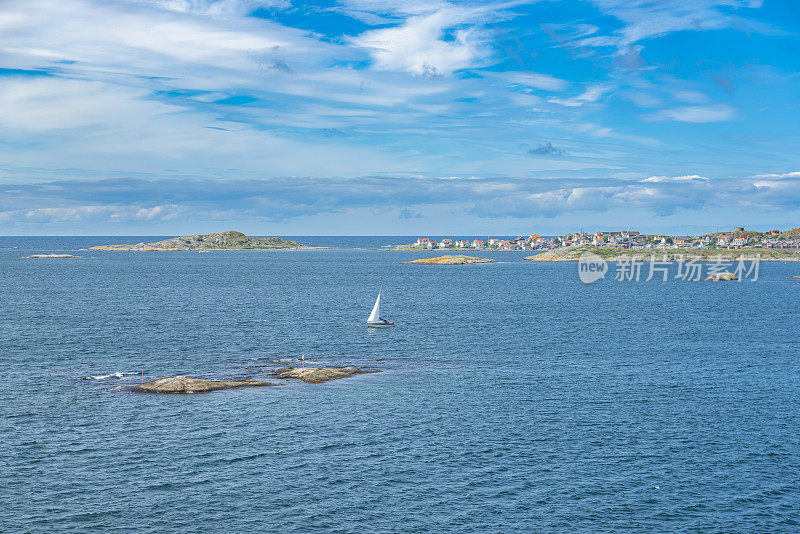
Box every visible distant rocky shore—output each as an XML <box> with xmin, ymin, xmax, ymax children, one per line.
<box><xmin>90</xmin><ymin>231</ymin><xmax>308</xmax><ymax>251</ymax></box>
<box><xmin>403</xmin><ymin>255</ymin><xmax>497</xmax><ymax>265</ymax></box>
<box><xmin>525</xmin><ymin>245</ymin><xmax>800</xmax><ymax>262</ymax></box>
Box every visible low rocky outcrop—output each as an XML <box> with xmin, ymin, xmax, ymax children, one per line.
<box><xmin>403</xmin><ymin>255</ymin><xmax>497</xmax><ymax>265</ymax></box>
<box><xmin>25</xmin><ymin>254</ymin><xmax>81</xmax><ymax>260</ymax></box>
<box><xmin>705</xmin><ymin>272</ymin><xmax>738</xmax><ymax>281</ymax></box>
<box><xmin>524</xmin><ymin>249</ymin><xmax>577</xmax><ymax>261</ymax></box>
<box><xmin>91</xmin><ymin>231</ymin><xmax>304</xmax><ymax>251</ymax></box>
<box><xmin>273</xmin><ymin>366</ymin><xmax>379</xmax><ymax>383</ymax></box>
<box><xmin>130</xmin><ymin>376</ymin><xmax>278</xmax><ymax>393</ymax></box>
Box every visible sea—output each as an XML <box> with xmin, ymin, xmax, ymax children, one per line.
<box><xmin>1</xmin><ymin>236</ymin><xmax>798</xmax><ymax>532</ymax></box>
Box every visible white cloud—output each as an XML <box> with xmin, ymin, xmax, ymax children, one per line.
<box><xmin>351</xmin><ymin>9</ymin><xmax>490</xmax><ymax>76</ymax></box>
<box><xmin>581</xmin><ymin>0</ymin><xmax>774</xmax><ymax>51</ymax></box>
<box><xmin>753</xmin><ymin>171</ymin><xmax>800</xmax><ymax>179</ymax></box>
<box><xmin>549</xmin><ymin>85</ymin><xmax>611</xmax><ymax>107</ymax></box>
<box><xmin>507</xmin><ymin>72</ymin><xmax>570</xmax><ymax>92</ymax></box>
<box><xmin>622</xmin><ymin>91</ymin><xmax>662</xmax><ymax>108</ymax></box>
<box><xmin>0</xmin><ymin>0</ymin><xmax>782</xmax><ymax>205</ymax></box>
<box><xmin>135</xmin><ymin>204</ymin><xmax>184</xmax><ymax>220</ymax></box>
<box><xmin>137</xmin><ymin>0</ymin><xmax>289</xmax><ymax>16</ymax></box>
<box><xmin>0</xmin><ymin>0</ymin><xmax>300</xmax><ymax>74</ymax></box>
<box><xmin>337</xmin><ymin>0</ymin><xmax>451</xmax><ymax>17</ymax></box>
<box><xmin>4</xmin><ymin>171</ymin><xmax>800</xmax><ymax>230</ymax></box>
<box><xmin>0</xmin><ymin>76</ymin><xmax>419</xmax><ymax>177</ymax></box>
<box><xmin>674</xmin><ymin>90</ymin><xmax>709</xmax><ymax>104</ymax></box>
<box><xmin>641</xmin><ymin>174</ymin><xmax>709</xmax><ymax>183</ymax></box>
<box><xmin>0</xmin><ymin>77</ymin><xmax>182</xmax><ymax>132</ymax></box>
<box><xmin>751</xmin><ymin>172</ymin><xmax>800</xmax><ymax>190</ymax></box>
<box><xmin>1</xmin><ymin>203</ymin><xmax>185</xmax><ymax>223</ymax></box>
<box><xmin>644</xmin><ymin>104</ymin><xmax>736</xmax><ymax>123</ymax></box>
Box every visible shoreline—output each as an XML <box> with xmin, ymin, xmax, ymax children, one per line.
<box><xmin>380</xmin><ymin>246</ymin><xmax>544</xmax><ymax>252</ymax></box>
<box><xmin>524</xmin><ymin>246</ymin><xmax>800</xmax><ymax>262</ymax></box>
<box><xmin>88</xmin><ymin>245</ymin><xmax>330</xmax><ymax>251</ymax></box>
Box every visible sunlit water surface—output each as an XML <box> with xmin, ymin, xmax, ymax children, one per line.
<box><xmin>1</xmin><ymin>237</ymin><xmax>798</xmax><ymax>532</ymax></box>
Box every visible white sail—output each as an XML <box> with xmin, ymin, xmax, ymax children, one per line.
<box><xmin>367</xmin><ymin>291</ymin><xmax>381</xmax><ymax>323</ymax></box>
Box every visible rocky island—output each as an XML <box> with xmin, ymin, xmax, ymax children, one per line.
<box><xmin>130</xmin><ymin>376</ymin><xmax>278</xmax><ymax>393</ymax></box>
<box><xmin>90</xmin><ymin>231</ymin><xmax>305</xmax><ymax>251</ymax></box>
<box><xmin>273</xmin><ymin>366</ymin><xmax>378</xmax><ymax>383</ymax></box>
<box><xmin>403</xmin><ymin>255</ymin><xmax>497</xmax><ymax>265</ymax></box>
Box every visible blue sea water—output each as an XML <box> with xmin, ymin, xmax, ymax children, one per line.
<box><xmin>1</xmin><ymin>236</ymin><xmax>799</xmax><ymax>533</ymax></box>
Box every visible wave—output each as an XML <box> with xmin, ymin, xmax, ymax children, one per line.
<box><xmin>84</xmin><ymin>371</ymin><xmax>139</xmax><ymax>380</ymax></box>
<box><xmin>270</xmin><ymin>357</ymin><xmax>321</xmax><ymax>364</ymax></box>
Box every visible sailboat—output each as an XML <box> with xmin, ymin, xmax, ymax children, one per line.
<box><xmin>366</xmin><ymin>289</ymin><xmax>394</xmax><ymax>327</ymax></box>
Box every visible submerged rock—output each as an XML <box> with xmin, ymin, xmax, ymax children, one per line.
<box><xmin>273</xmin><ymin>366</ymin><xmax>379</xmax><ymax>384</ymax></box>
<box><xmin>26</xmin><ymin>254</ymin><xmax>81</xmax><ymax>258</ymax></box>
<box><xmin>130</xmin><ymin>376</ymin><xmax>278</xmax><ymax>393</ymax></box>
<box><xmin>403</xmin><ymin>255</ymin><xmax>497</xmax><ymax>265</ymax></box>
<box><xmin>705</xmin><ymin>272</ymin><xmax>738</xmax><ymax>281</ymax></box>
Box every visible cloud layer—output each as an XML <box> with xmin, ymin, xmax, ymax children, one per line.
<box><xmin>0</xmin><ymin>0</ymin><xmax>798</xmax><ymax>231</ymax></box>
<box><xmin>3</xmin><ymin>172</ymin><xmax>799</xmax><ymax>229</ymax></box>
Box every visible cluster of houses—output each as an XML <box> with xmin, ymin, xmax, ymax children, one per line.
<box><xmin>409</xmin><ymin>228</ymin><xmax>800</xmax><ymax>251</ymax></box>
<box><xmin>413</xmin><ymin>236</ymin><xmax>546</xmax><ymax>251</ymax></box>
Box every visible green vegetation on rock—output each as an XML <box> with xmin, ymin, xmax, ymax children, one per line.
<box><xmin>91</xmin><ymin>231</ymin><xmax>303</xmax><ymax>251</ymax></box>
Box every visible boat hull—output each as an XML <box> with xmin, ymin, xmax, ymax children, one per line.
<box><xmin>366</xmin><ymin>321</ymin><xmax>394</xmax><ymax>327</ymax></box>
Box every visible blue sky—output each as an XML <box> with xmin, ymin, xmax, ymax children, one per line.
<box><xmin>1</xmin><ymin>0</ymin><xmax>799</xmax><ymax>235</ymax></box>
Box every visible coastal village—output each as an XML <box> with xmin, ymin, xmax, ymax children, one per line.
<box><xmin>402</xmin><ymin>227</ymin><xmax>800</xmax><ymax>251</ymax></box>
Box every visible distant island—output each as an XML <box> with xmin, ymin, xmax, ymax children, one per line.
<box><xmin>403</xmin><ymin>255</ymin><xmax>497</xmax><ymax>265</ymax></box>
<box><xmin>392</xmin><ymin>226</ymin><xmax>800</xmax><ymax>258</ymax></box>
<box><xmin>90</xmin><ymin>231</ymin><xmax>306</xmax><ymax>251</ymax></box>
<box><xmin>525</xmin><ymin>245</ymin><xmax>800</xmax><ymax>262</ymax></box>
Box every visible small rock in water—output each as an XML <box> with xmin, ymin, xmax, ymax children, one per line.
<box><xmin>272</xmin><ymin>366</ymin><xmax>379</xmax><ymax>384</ymax></box>
<box><xmin>705</xmin><ymin>272</ymin><xmax>738</xmax><ymax>281</ymax></box>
